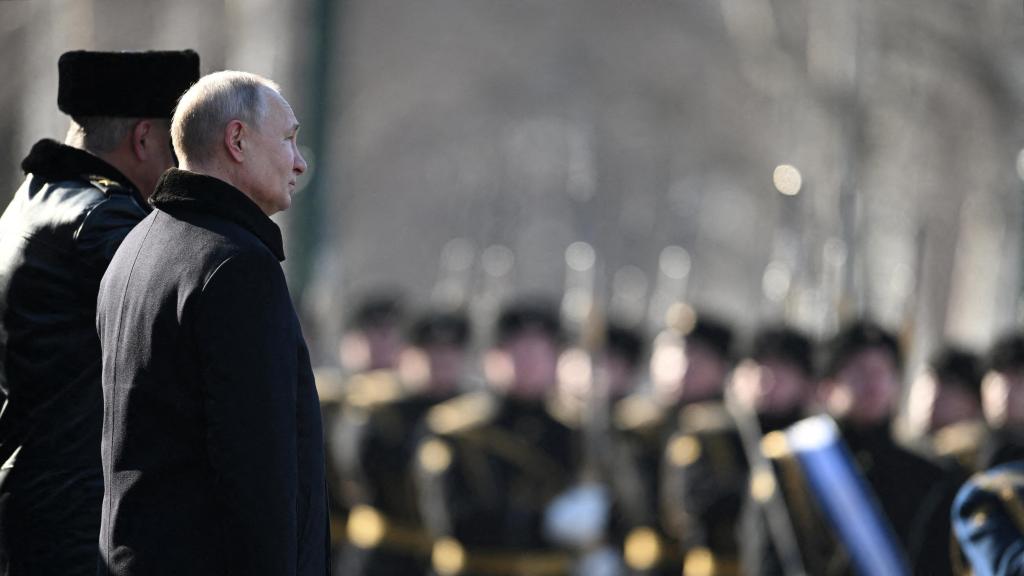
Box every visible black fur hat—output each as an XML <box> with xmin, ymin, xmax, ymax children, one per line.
<box><xmin>409</xmin><ymin>311</ymin><xmax>471</xmax><ymax>347</ymax></box>
<box><xmin>928</xmin><ymin>346</ymin><xmax>982</xmax><ymax>400</ymax></box>
<box><xmin>988</xmin><ymin>333</ymin><xmax>1024</xmax><ymax>374</ymax></box>
<box><xmin>750</xmin><ymin>326</ymin><xmax>814</xmax><ymax>377</ymax></box>
<box><xmin>348</xmin><ymin>293</ymin><xmax>406</xmax><ymax>331</ymax></box>
<box><xmin>58</xmin><ymin>50</ymin><xmax>200</xmax><ymax>118</ymax></box>
<box><xmin>494</xmin><ymin>300</ymin><xmax>564</xmax><ymax>345</ymax></box>
<box><xmin>821</xmin><ymin>320</ymin><xmax>901</xmax><ymax>379</ymax></box>
<box><xmin>684</xmin><ymin>315</ymin><xmax>734</xmax><ymax>361</ymax></box>
<box><xmin>604</xmin><ymin>322</ymin><xmax>645</xmax><ymax>367</ymax></box>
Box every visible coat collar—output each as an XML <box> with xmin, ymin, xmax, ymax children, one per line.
<box><xmin>150</xmin><ymin>168</ymin><xmax>285</xmax><ymax>262</ymax></box>
<box><xmin>21</xmin><ymin>139</ymin><xmax>141</xmax><ymax>198</ymax></box>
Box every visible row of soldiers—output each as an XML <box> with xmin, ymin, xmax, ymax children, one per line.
<box><xmin>317</xmin><ymin>294</ymin><xmax>1024</xmax><ymax>576</ymax></box>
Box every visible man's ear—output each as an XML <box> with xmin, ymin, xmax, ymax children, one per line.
<box><xmin>224</xmin><ymin>120</ymin><xmax>246</xmax><ymax>163</ymax></box>
<box><xmin>131</xmin><ymin>120</ymin><xmax>153</xmax><ymax>161</ymax></box>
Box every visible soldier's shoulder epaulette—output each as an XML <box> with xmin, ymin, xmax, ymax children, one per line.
<box><xmin>678</xmin><ymin>400</ymin><xmax>736</xmax><ymax>435</ymax></box>
<box><xmin>932</xmin><ymin>420</ymin><xmax>988</xmax><ymax>466</ymax></box>
<box><xmin>545</xmin><ymin>395</ymin><xmax>584</xmax><ymax>430</ymax></box>
<box><xmin>86</xmin><ymin>175</ymin><xmax>131</xmax><ymax>196</ymax></box>
<box><xmin>313</xmin><ymin>366</ymin><xmax>347</xmax><ymax>404</ymax></box>
<box><xmin>613</xmin><ymin>394</ymin><xmax>667</xmax><ymax>432</ymax></box>
<box><xmin>343</xmin><ymin>370</ymin><xmax>405</xmax><ymax>410</ymax></box>
<box><xmin>426</xmin><ymin>390</ymin><xmax>499</xmax><ymax>436</ymax></box>
<box><xmin>665</xmin><ymin>431</ymin><xmax>704</xmax><ymax>468</ymax></box>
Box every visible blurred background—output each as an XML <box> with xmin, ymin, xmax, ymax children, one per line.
<box><xmin>3</xmin><ymin>0</ymin><xmax>1024</xmax><ymax>374</ymax></box>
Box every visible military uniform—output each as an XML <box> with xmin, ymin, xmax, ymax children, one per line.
<box><xmin>952</xmin><ymin>461</ymin><xmax>1024</xmax><ymax>576</ymax></box>
<box><xmin>605</xmin><ymin>393</ymin><xmax>678</xmax><ymax>576</ymax></box>
<box><xmin>321</xmin><ymin>295</ymin><xmax>409</xmax><ymax>555</ymax></box>
<box><xmin>0</xmin><ymin>51</ymin><xmax>198</xmax><ymax>576</ymax></box>
<box><xmin>415</xmin><ymin>392</ymin><xmax>580</xmax><ymax>576</ymax></box>
<box><xmin>334</xmin><ymin>371</ymin><xmax>447</xmax><ymax>575</ymax></box>
<box><xmin>660</xmin><ymin>402</ymin><xmax>748</xmax><ymax>576</ymax></box>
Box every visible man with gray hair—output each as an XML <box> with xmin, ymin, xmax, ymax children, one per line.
<box><xmin>96</xmin><ymin>70</ymin><xmax>326</xmax><ymax>575</ymax></box>
<box><xmin>0</xmin><ymin>50</ymin><xmax>198</xmax><ymax>576</ymax></box>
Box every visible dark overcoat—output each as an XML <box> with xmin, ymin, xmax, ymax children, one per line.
<box><xmin>96</xmin><ymin>169</ymin><xmax>328</xmax><ymax>576</ymax></box>
<box><xmin>0</xmin><ymin>139</ymin><xmax>149</xmax><ymax>576</ymax></box>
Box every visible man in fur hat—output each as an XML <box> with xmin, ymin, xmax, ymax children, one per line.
<box><xmin>0</xmin><ymin>50</ymin><xmax>199</xmax><ymax>576</ymax></box>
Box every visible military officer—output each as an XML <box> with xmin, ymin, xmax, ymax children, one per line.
<box><xmin>0</xmin><ymin>50</ymin><xmax>199</xmax><ymax>576</ymax></box>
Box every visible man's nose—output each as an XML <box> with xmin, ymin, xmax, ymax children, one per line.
<box><xmin>294</xmin><ymin>148</ymin><xmax>308</xmax><ymax>175</ymax></box>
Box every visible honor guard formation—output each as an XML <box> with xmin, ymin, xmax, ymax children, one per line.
<box><xmin>310</xmin><ymin>290</ymin><xmax>1024</xmax><ymax>576</ymax></box>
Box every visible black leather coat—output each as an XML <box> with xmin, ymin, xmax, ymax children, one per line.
<box><xmin>0</xmin><ymin>139</ymin><xmax>149</xmax><ymax>576</ymax></box>
<box><xmin>96</xmin><ymin>169</ymin><xmax>329</xmax><ymax>576</ymax></box>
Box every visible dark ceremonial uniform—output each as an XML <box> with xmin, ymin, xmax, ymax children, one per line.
<box><xmin>952</xmin><ymin>461</ymin><xmax>1024</xmax><ymax>576</ymax></box>
<box><xmin>0</xmin><ymin>141</ymin><xmax>150</xmax><ymax>576</ymax></box>
<box><xmin>322</xmin><ymin>295</ymin><xmax>408</xmax><ymax>553</ymax></box>
<box><xmin>733</xmin><ymin>410</ymin><xmax>808</xmax><ymax>576</ymax></box>
<box><xmin>605</xmin><ymin>394</ymin><xmax>682</xmax><ymax>576</ymax></box>
<box><xmin>415</xmin><ymin>392</ymin><xmax>579</xmax><ymax>576</ymax></box>
<box><xmin>0</xmin><ymin>50</ymin><xmax>198</xmax><ymax>576</ymax></box>
<box><xmin>335</xmin><ymin>371</ymin><xmax>446</xmax><ymax>575</ymax></box>
<box><xmin>742</xmin><ymin>423</ymin><xmax>959</xmax><ymax>576</ymax></box>
<box><xmin>660</xmin><ymin>402</ymin><xmax>747</xmax><ymax>576</ymax></box>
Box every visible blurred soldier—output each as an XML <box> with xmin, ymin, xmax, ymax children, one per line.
<box><xmin>321</xmin><ymin>293</ymin><xmax>408</xmax><ymax>549</ymax></box>
<box><xmin>747</xmin><ymin>321</ymin><xmax>957</xmax><ymax>575</ymax></box>
<box><xmin>415</xmin><ymin>300</ymin><xmax>580</xmax><ymax>576</ymax></box>
<box><xmin>905</xmin><ymin>346</ymin><xmax>986</xmax><ymax>469</ymax></box>
<box><xmin>723</xmin><ymin>327</ymin><xmax>815</xmax><ymax>576</ymax></box>
<box><xmin>336</xmin><ymin>310</ymin><xmax>471</xmax><ymax>576</ymax></box>
<box><xmin>341</xmin><ymin>294</ymin><xmax>408</xmax><ymax>375</ymax></box>
<box><xmin>979</xmin><ymin>333</ymin><xmax>1024</xmax><ymax>469</ymax></box>
<box><xmin>0</xmin><ymin>50</ymin><xmax>198</xmax><ymax>576</ymax></box>
<box><xmin>951</xmin><ymin>460</ymin><xmax>1024</xmax><ymax>576</ymax></box>
<box><xmin>611</xmin><ymin>310</ymin><xmax>734</xmax><ymax>575</ymax></box>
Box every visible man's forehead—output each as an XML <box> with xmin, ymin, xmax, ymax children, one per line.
<box><xmin>263</xmin><ymin>89</ymin><xmax>297</xmax><ymax>120</ymax></box>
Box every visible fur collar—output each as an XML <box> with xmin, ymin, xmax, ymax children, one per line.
<box><xmin>150</xmin><ymin>169</ymin><xmax>285</xmax><ymax>262</ymax></box>
<box><xmin>21</xmin><ymin>139</ymin><xmax>137</xmax><ymax>192</ymax></box>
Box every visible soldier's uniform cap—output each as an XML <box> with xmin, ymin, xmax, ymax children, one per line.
<box><xmin>58</xmin><ymin>50</ymin><xmax>200</xmax><ymax>118</ymax></box>
<box><xmin>821</xmin><ymin>320</ymin><xmax>901</xmax><ymax>379</ymax></box>
<box><xmin>410</xmin><ymin>311</ymin><xmax>471</xmax><ymax>347</ymax></box>
<box><xmin>750</xmin><ymin>326</ymin><xmax>814</xmax><ymax>377</ymax></box>
<box><xmin>684</xmin><ymin>314</ymin><xmax>733</xmax><ymax>361</ymax></box>
<box><xmin>928</xmin><ymin>346</ymin><xmax>982</xmax><ymax>400</ymax></box>
<box><xmin>348</xmin><ymin>293</ymin><xmax>406</xmax><ymax>330</ymax></box>
<box><xmin>988</xmin><ymin>333</ymin><xmax>1024</xmax><ymax>374</ymax></box>
<box><xmin>605</xmin><ymin>322</ymin><xmax>645</xmax><ymax>367</ymax></box>
<box><xmin>494</xmin><ymin>300</ymin><xmax>565</xmax><ymax>345</ymax></box>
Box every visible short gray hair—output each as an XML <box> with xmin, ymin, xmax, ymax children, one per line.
<box><xmin>65</xmin><ymin>116</ymin><xmax>140</xmax><ymax>153</ymax></box>
<box><xmin>171</xmin><ymin>71</ymin><xmax>281</xmax><ymax>166</ymax></box>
